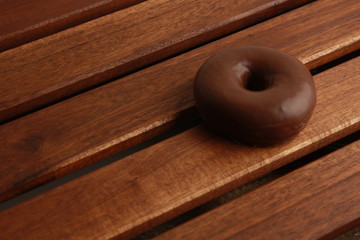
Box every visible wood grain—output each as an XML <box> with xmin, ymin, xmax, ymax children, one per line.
<box><xmin>0</xmin><ymin>0</ymin><xmax>359</xmax><ymax>203</ymax></box>
<box><xmin>0</xmin><ymin>0</ymin><xmax>145</xmax><ymax>52</ymax></box>
<box><xmin>0</xmin><ymin>0</ymin><xmax>314</xmax><ymax>122</ymax></box>
<box><xmin>0</xmin><ymin>56</ymin><xmax>359</xmax><ymax>240</ymax></box>
<box><xmin>155</xmin><ymin>140</ymin><xmax>360</xmax><ymax>240</ymax></box>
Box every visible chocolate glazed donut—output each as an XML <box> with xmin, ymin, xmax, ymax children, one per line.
<box><xmin>194</xmin><ymin>46</ymin><xmax>316</xmax><ymax>146</ymax></box>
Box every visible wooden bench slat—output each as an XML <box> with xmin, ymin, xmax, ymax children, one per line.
<box><xmin>0</xmin><ymin>0</ymin><xmax>358</xmax><ymax>203</ymax></box>
<box><xmin>0</xmin><ymin>0</ymin><xmax>145</xmax><ymax>52</ymax></box>
<box><xmin>155</xmin><ymin>140</ymin><xmax>360</xmax><ymax>240</ymax></box>
<box><xmin>0</xmin><ymin>0</ymin><xmax>313</xmax><ymax>122</ymax></box>
<box><xmin>0</xmin><ymin>56</ymin><xmax>359</xmax><ymax>240</ymax></box>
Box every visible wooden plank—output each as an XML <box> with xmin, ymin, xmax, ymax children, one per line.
<box><xmin>0</xmin><ymin>0</ymin><xmax>314</xmax><ymax>122</ymax></box>
<box><xmin>0</xmin><ymin>56</ymin><xmax>359</xmax><ymax>240</ymax></box>
<box><xmin>0</xmin><ymin>0</ymin><xmax>145</xmax><ymax>52</ymax></box>
<box><xmin>0</xmin><ymin>0</ymin><xmax>359</xmax><ymax>203</ymax></box>
<box><xmin>155</xmin><ymin>140</ymin><xmax>360</xmax><ymax>240</ymax></box>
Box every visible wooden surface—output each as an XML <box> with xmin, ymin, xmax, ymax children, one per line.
<box><xmin>0</xmin><ymin>56</ymin><xmax>358</xmax><ymax>240</ymax></box>
<box><xmin>0</xmin><ymin>0</ymin><xmax>145</xmax><ymax>52</ymax></box>
<box><xmin>155</xmin><ymin>140</ymin><xmax>360</xmax><ymax>240</ymax></box>
<box><xmin>0</xmin><ymin>0</ymin><xmax>314</xmax><ymax>122</ymax></box>
<box><xmin>0</xmin><ymin>0</ymin><xmax>358</xmax><ymax>203</ymax></box>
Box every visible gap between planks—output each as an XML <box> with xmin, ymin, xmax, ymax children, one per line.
<box><xmin>0</xmin><ymin>55</ymin><xmax>359</xmax><ymax>240</ymax></box>
<box><xmin>0</xmin><ymin>119</ymin><xmax>199</xmax><ymax>211</ymax></box>
<box><xmin>0</xmin><ymin>0</ymin><xmax>359</xmax><ymax>203</ymax></box>
<box><xmin>133</xmin><ymin>131</ymin><xmax>359</xmax><ymax>239</ymax></box>
<box><xmin>154</xmin><ymin>139</ymin><xmax>360</xmax><ymax>240</ymax></box>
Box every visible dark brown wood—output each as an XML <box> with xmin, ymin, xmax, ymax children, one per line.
<box><xmin>0</xmin><ymin>0</ymin><xmax>145</xmax><ymax>52</ymax></box>
<box><xmin>155</xmin><ymin>140</ymin><xmax>360</xmax><ymax>240</ymax></box>
<box><xmin>0</xmin><ymin>0</ymin><xmax>315</xmax><ymax>122</ymax></box>
<box><xmin>0</xmin><ymin>56</ymin><xmax>358</xmax><ymax>240</ymax></box>
<box><xmin>0</xmin><ymin>0</ymin><xmax>358</xmax><ymax>203</ymax></box>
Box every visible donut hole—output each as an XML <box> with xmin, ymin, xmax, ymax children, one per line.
<box><xmin>242</xmin><ymin>72</ymin><xmax>272</xmax><ymax>91</ymax></box>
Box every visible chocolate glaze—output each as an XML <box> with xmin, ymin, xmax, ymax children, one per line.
<box><xmin>194</xmin><ymin>46</ymin><xmax>316</xmax><ymax>146</ymax></box>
